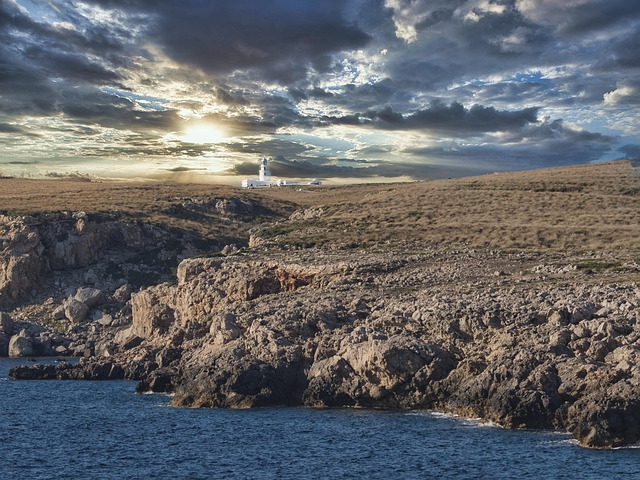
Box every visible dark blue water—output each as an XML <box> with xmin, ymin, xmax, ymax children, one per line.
<box><xmin>1</xmin><ymin>358</ymin><xmax>639</xmax><ymax>480</ymax></box>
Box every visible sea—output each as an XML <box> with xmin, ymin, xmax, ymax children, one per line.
<box><xmin>1</xmin><ymin>358</ymin><xmax>638</xmax><ymax>480</ymax></box>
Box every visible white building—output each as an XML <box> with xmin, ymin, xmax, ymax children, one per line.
<box><xmin>241</xmin><ymin>157</ymin><xmax>272</xmax><ymax>188</ymax></box>
<box><xmin>241</xmin><ymin>157</ymin><xmax>322</xmax><ymax>188</ymax></box>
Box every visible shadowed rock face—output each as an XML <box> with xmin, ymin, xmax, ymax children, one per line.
<box><xmin>12</xmin><ymin>248</ymin><xmax>638</xmax><ymax>448</ymax></box>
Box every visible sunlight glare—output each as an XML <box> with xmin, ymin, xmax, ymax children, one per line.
<box><xmin>181</xmin><ymin>123</ymin><xmax>226</xmax><ymax>144</ymax></box>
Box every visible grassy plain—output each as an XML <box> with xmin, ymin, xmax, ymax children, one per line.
<box><xmin>1</xmin><ymin>160</ymin><xmax>639</xmax><ymax>253</ymax></box>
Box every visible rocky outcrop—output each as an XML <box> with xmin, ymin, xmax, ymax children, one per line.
<box><xmin>0</xmin><ymin>218</ymin><xmax>46</xmax><ymax>304</ymax></box>
<box><xmin>0</xmin><ymin>312</ymin><xmax>13</xmax><ymax>335</ymax></box>
<box><xmin>9</xmin><ymin>360</ymin><xmax>126</xmax><ymax>380</ymax></box>
<box><xmin>0</xmin><ymin>211</ymin><xmax>203</xmax><ymax>308</ymax></box>
<box><xmin>8</xmin><ymin>248</ymin><xmax>640</xmax><ymax>448</ymax></box>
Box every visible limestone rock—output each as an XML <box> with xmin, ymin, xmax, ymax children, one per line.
<box><xmin>0</xmin><ymin>222</ymin><xmax>46</xmax><ymax>306</ymax></box>
<box><xmin>8</xmin><ymin>247</ymin><xmax>640</xmax><ymax>449</ymax></box>
<box><xmin>52</xmin><ymin>305</ymin><xmax>66</xmax><ymax>320</ymax></box>
<box><xmin>65</xmin><ymin>299</ymin><xmax>89</xmax><ymax>323</ymax></box>
<box><xmin>289</xmin><ymin>207</ymin><xmax>324</xmax><ymax>221</ymax></box>
<box><xmin>210</xmin><ymin>312</ymin><xmax>242</xmax><ymax>345</ymax></box>
<box><xmin>221</xmin><ymin>244</ymin><xmax>239</xmax><ymax>256</ymax></box>
<box><xmin>135</xmin><ymin>368</ymin><xmax>177</xmax><ymax>394</ymax></box>
<box><xmin>8</xmin><ymin>332</ymin><xmax>34</xmax><ymax>357</ymax></box>
<box><xmin>214</xmin><ymin>198</ymin><xmax>253</xmax><ymax>215</ymax></box>
<box><xmin>74</xmin><ymin>287</ymin><xmax>103</xmax><ymax>308</ymax></box>
<box><xmin>94</xmin><ymin>311</ymin><xmax>113</xmax><ymax>327</ymax></box>
<box><xmin>131</xmin><ymin>286</ymin><xmax>176</xmax><ymax>338</ymax></box>
<box><xmin>113</xmin><ymin>283</ymin><xmax>132</xmax><ymax>304</ymax></box>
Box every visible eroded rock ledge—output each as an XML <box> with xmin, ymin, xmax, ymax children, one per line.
<box><xmin>9</xmin><ymin>248</ymin><xmax>640</xmax><ymax>449</ymax></box>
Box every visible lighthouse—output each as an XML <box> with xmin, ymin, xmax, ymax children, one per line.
<box><xmin>241</xmin><ymin>156</ymin><xmax>322</xmax><ymax>188</ymax></box>
<box><xmin>258</xmin><ymin>156</ymin><xmax>272</xmax><ymax>182</ymax></box>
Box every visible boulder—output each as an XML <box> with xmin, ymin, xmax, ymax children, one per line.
<box><xmin>52</xmin><ymin>305</ymin><xmax>66</xmax><ymax>320</ymax></box>
<box><xmin>113</xmin><ymin>283</ymin><xmax>132</xmax><ymax>304</ymax></box>
<box><xmin>8</xmin><ymin>332</ymin><xmax>34</xmax><ymax>357</ymax></box>
<box><xmin>135</xmin><ymin>368</ymin><xmax>177</xmax><ymax>394</ymax></box>
<box><xmin>32</xmin><ymin>335</ymin><xmax>54</xmax><ymax>356</ymax></box>
<box><xmin>65</xmin><ymin>299</ymin><xmax>89</xmax><ymax>323</ymax></box>
<box><xmin>74</xmin><ymin>287</ymin><xmax>103</xmax><ymax>308</ymax></box>
<box><xmin>93</xmin><ymin>311</ymin><xmax>113</xmax><ymax>327</ymax></box>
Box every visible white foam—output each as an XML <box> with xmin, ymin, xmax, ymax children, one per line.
<box><xmin>407</xmin><ymin>409</ymin><xmax>503</xmax><ymax>428</ymax></box>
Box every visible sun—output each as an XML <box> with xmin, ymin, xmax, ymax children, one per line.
<box><xmin>181</xmin><ymin>123</ymin><xmax>226</xmax><ymax>144</ymax></box>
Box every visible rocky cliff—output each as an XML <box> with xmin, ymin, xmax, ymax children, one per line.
<box><xmin>3</xmin><ymin>162</ymin><xmax>640</xmax><ymax>449</ymax></box>
<box><xmin>12</xmin><ymin>247</ymin><xmax>639</xmax><ymax>448</ymax></box>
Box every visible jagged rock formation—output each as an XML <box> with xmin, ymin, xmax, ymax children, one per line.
<box><xmin>0</xmin><ymin>216</ymin><xmax>46</xmax><ymax>304</ymax></box>
<box><xmin>3</xmin><ymin>162</ymin><xmax>640</xmax><ymax>449</ymax></box>
<box><xmin>12</xmin><ymin>249</ymin><xmax>639</xmax><ymax>448</ymax></box>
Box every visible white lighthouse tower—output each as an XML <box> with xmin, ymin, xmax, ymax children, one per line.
<box><xmin>258</xmin><ymin>156</ymin><xmax>272</xmax><ymax>182</ymax></box>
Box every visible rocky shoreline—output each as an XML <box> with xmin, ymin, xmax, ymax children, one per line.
<box><xmin>2</xmin><ymin>163</ymin><xmax>639</xmax><ymax>449</ymax></box>
<box><xmin>5</xmin><ymin>243</ymin><xmax>640</xmax><ymax>449</ymax></box>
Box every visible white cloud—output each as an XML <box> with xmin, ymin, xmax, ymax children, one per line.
<box><xmin>603</xmin><ymin>84</ymin><xmax>640</xmax><ymax>106</ymax></box>
<box><xmin>492</xmin><ymin>26</ymin><xmax>532</xmax><ymax>52</ymax></box>
<box><xmin>383</xmin><ymin>0</ymin><xmax>432</xmax><ymax>43</ymax></box>
<box><xmin>455</xmin><ymin>0</ymin><xmax>507</xmax><ymax>23</ymax></box>
<box><xmin>515</xmin><ymin>0</ymin><xmax>594</xmax><ymax>24</ymax></box>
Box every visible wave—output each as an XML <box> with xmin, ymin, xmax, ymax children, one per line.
<box><xmin>406</xmin><ymin>409</ymin><xmax>504</xmax><ymax>428</ymax></box>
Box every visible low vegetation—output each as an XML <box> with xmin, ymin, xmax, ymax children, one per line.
<box><xmin>1</xmin><ymin>160</ymin><xmax>639</xmax><ymax>254</ymax></box>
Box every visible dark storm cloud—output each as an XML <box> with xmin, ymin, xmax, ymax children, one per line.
<box><xmin>230</xmin><ymin>155</ymin><xmax>481</xmax><ymax>180</ymax></box>
<box><xmin>619</xmin><ymin>145</ymin><xmax>640</xmax><ymax>161</ymax></box>
<box><xmin>0</xmin><ymin>1</ymin><xmax>140</xmax><ymax>120</ymax></box>
<box><xmin>0</xmin><ymin>1</ymin><xmax>132</xmax><ymax>82</ymax></box>
<box><xmin>368</xmin><ymin>1</ymin><xmax>639</xmax><ymax>113</ymax></box>
<box><xmin>520</xmin><ymin>0</ymin><xmax>640</xmax><ymax>36</ymax></box>
<box><xmin>60</xmin><ymin>88</ymin><xmax>180</xmax><ymax>132</ymax></box>
<box><xmin>326</xmin><ymin>101</ymin><xmax>539</xmax><ymax>133</ymax></box>
<box><xmin>597</xmin><ymin>29</ymin><xmax>640</xmax><ymax>70</ymax></box>
<box><xmin>405</xmin><ymin>119</ymin><xmax>614</xmax><ymax>168</ymax></box>
<box><xmin>0</xmin><ymin>0</ymin><xmax>181</xmax><ymax>132</ymax></box>
<box><xmin>0</xmin><ymin>122</ymin><xmax>38</xmax><ymax>136</ymax></box>
<box><xmin>167</xmin><ymin>166</ymin><xmax>207</xmax><ymax>172</ymax></box>
<box><xmin>227</xmin><ymin>138</ymin><xmax>313</xmax><ymax>159</ymax></box>
<box><xmin>84</xmin><ymin>0</ymin><xmax>370</xmax><ymax>81</ymax></box>
<box><xmin>1</xmin><ymin>0</ymin><xmax>638</xmax><ymax>180</ymax></box>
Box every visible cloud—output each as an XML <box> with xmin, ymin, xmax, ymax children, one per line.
<box><xmin>325</xmin><ymin>101</ymin><xmax>540</xmax><ymax>133</ymax></box>
<box><xmin>230</xmin><ymin>154</ymin><xmax>479</xmax><ymax>180</ymax></box>
<box><xmin>84</xmin><ymin>0</ymin><xmax>370</xmax><ymax>81</ymax></box>
<box><xmin>167</xmin><ymin>166</ymin><xmax>207</xmax><ymax>172</ymax></box>
<box><xmin>618</xmin><ymin>145</ymin><xmax>640</xmax><ymax>161</ymax></box>
<box><xmin>0</xmin><ymin>122</ymin><xmax>39</xmax><ymax>136</ymax></box>
<box><xmin>516</xmin><ymin>0</ymin><xmax>640</xmax><ymax>35</ymax></box>
<box><xmin>0</xmin><ymin>0</ymin><xmax>637</xmax><ymax>182</ymax></box>
<box><xmin>603</xmin><ymin>83</ymin><xmax>640</xmax><ymax>106</ymax></box>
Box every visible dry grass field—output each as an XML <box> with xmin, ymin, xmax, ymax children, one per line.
<box><xmin>1</xmin><ymin>161</ymin><xmax>639</xmax><ymax>253</ymax></box>
<box><xmin>259</xmin><ymin>160</ymin><xmax>640</xmax><ymax>253</ymax></box>
<box><xmin>0</xmin><ymin>179</ymin><xmax>298</xmax><ymax>241</ymax></box>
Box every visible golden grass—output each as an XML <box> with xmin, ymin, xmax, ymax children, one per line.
<box><xmin>258</xmin><ymin>161</ymin><xmax>640</xmax><ymax>253</ymax></box>
<box><xmin>0</xmin><ymin>179</ymin><xmax>298</xmax><ymax>241</ymax></box>
<box><xmin>1</xmin><ymin>161</ymin><xmax>638</xmax><ymax>253</ymax></box>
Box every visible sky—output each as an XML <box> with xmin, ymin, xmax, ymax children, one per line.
<box><xmin>0</xmin><ymin>0</ymin><xmax>639</xmax><ymax>184</ymax></box>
